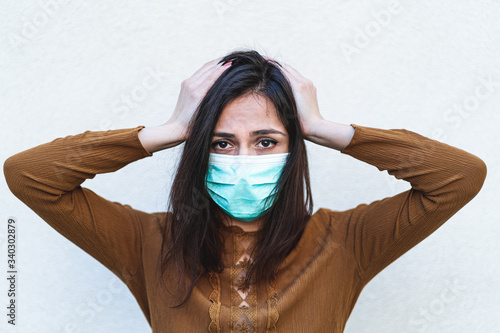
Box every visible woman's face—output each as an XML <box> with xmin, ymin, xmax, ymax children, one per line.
<box><xmin>210</xmin><ymin>92</ymin><xmax>289</xmax><ymax>155</ymax></box>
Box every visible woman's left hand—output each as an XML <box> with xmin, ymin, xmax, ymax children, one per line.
<box><xmin>279</xmin><ymin>62</ymin><xmax>324</xmax><ymax>139</ymax></box>
<box><xmin>266</xmin><ymin>57</ymin><xmax>354</xmax><ymax>151</ymax></box>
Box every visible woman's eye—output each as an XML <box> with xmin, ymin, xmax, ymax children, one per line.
<box><xmin>213</xmin><ymin>141</ymin><xmax>231</xmax><ymax>149</ymax></box>
<box><xmin>257</xmin><ymin>139</ymin><xmax>277</xmax><ymax>148</ymax></box>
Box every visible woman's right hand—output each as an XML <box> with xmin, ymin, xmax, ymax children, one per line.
<box><xmin>166</xmin><ymin>57</ymin><xmax>232</xmax><ymax>141</ymax></box>
<box><xmin>138</xmin><ymin>57</ymin><xmax>231</xmax><ymax>154</ymax></box>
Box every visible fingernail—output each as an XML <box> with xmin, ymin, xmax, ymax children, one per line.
<box><xmin>223</xmin><ymin>61</ymin><xmax>232</xmax><ymax>67</ymax></box>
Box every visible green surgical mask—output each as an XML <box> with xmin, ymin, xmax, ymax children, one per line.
<box><xmin>205</xmin><ymin>153</ymin><xmax>289</xmax><ymax>222</ymax></box>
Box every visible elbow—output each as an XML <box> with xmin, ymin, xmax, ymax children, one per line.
<box><xmin>458</xmin><ymin>154</ymin><xmax>487</xmax><ymax>203</ymax></box>
<box><xmin>424</xmin><ymin>153</ymin><xmax>487</xmax><ymax>214</ymax></box>
<box><xmin>4</xmin><ymin>153</ymin><xmax>27</xmax><ymax>200</ymax></box>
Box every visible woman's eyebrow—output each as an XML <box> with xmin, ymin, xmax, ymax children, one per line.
<box><xmin>250</xmin><ymin>129</ymin><xmax>286</xmax><ymax>136</ymax></box>
<box><xmin>212</xmin><ymin>132</ymin><xmax>235</xmax><ymax>138</ymax></box>
<box><xmin>212</xmin><ymin>129</ymin><xmax>286</xmax><ymax>138</ymax></box>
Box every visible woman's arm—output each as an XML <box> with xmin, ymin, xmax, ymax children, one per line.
<box><xmin>302</xmin><ymin>119</ymin><xmax>355</xmax><ymax>151</ymax></box>
<box><xmin>3</xmin><ymin>57</ymin><xmax>231</xmax><ymax>284</ymax></box>
<box><xmin>3</xmin><ymin>126</ymin><xmax>155</xmax><ymax>283</ymax></box>
<box><xmin>336</xmin><ymin>124</ymin><xmax>486</xmax><ymax>283</ymax></box>
<box><xmin>280</xmin><ymin>60</ymin><xmax>487</xmax><ymax>284</ymax></box>
<box><xmin>137</xmin><ymin>120</ymin><xmax>187</xmax><ymax>153</ymax></box>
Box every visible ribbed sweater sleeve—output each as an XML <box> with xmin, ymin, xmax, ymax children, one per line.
<box><xmin>337</xmin><ymin>124</ymin><xmax>487</xmax><ymax>284</ymax></box>
<box><xmin>3</xmin><ymin>126</ymin><xmax>153</xmax><ymax>282</ymax></box>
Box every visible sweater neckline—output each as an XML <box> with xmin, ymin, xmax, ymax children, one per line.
<box><xmin>220</xmin><ymin>223</ymin><xmax>258</xmax><ymax>234</ymax></box>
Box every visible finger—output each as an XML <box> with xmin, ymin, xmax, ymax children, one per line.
<box><xmin>198</xmin><ymin>62</ymin><xmax>231</xmax><ymax>91</ymax></box>
<box><xmin>193</xmin><ymin>58</ymin><xmax>227</xmax><ymax>81</ymax></box>
<box><xmin>282</xmin><ymin>63</ymin><xmax>313</xmax><ymax>89</ymax></box>
<box><xmin>201</xmin><ymin>56</ymin><xmax>224</xmax><ymax>70</ymax></box>
<box><xmin>192</xmin><ymin>59</ymin><xmax>230</xmax><ymax>88</ymax></box>
<box><xmin>281</xmin><ymin>63</ymin><xmax>303</xmax><ymax>79</ymax></box>
<box><xmin>190</xmin><ymin>57</ymin><xmax>223</xmax><ymax>80</ymax></box>
<box><xmin>190</xmin><ymin>57</ymin><xmax>224</xmax><ymax>80</ymax></box>
<box><xmin>187</xmin><ymin>62</ymin><xmax>230</xmax><ymax>99</ymax></box>
<box><xmin>280</xmin><ymin>63</ymin><xmax>300</xmax><ymax>85</ymax></box>
<box><xmin>190</xmin><ymin>59</ymin><xmax>229</xmax><ymax>86</ymax></box>
<box><xmin>280</xmin><ymin>63</ymin><xmax>296</xmax><ymax>76</ymax></box>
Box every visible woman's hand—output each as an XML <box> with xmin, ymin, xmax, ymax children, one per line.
<box><xmin>167</xmin><ymin>57</ymin><xmax>232</xmax><ymax>141</ymax></box>
<box><xmin>138</xmin><ymin>57</ymin><xmax>231</xmax><ymax>154</ymax></box>
<box><xmin>274</xmin><ymin>59</ymin><xmax>355</xmax><ymax>151</ymax></box>
<box><xmin>279</xmin><ymin>62</ymin><xmax>324</xmax><ymax>139</ymax></box>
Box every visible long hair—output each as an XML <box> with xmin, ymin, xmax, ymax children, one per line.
<box><xmin>156</xmin><ymin>49</ymin><xmax>313</xmax><ymax>307</ymax></box>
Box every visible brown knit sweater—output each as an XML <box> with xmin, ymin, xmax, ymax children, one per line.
<box><xmin>3</xmin><ymin>124</ymin><xmax>486</xmax><ymax>333</ymax></box>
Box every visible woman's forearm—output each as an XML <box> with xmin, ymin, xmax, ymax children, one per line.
<box><xmin>304</xmin><ymin>119</ymin><xmax>355</xmax><ymax>151</ymax></box>
<box><xmin>138</xmin><ymin>121</ymin><xmax>187</xmax><ymax>154</ymax></box>
<box><xmin>4</xmin><ymin>127</ymin><xmax>151</xmax><ymax>199</ymax></box>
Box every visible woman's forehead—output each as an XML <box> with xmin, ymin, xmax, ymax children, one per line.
<box><xmin>215</xmin><ymin>93</ymin><xmax>285</xmax><ymax>132</ymax></box>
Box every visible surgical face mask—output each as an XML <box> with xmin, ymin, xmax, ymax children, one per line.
<box><xmin>205</xmin><ymin>153</ymin><xmax>289</xmax><ymax>222</ymax></box>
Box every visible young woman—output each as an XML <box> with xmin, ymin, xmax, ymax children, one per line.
<box><xmin>4</xmin><ymin>50</ymin><xmax>487</xmax><ymax>332</ymax></box>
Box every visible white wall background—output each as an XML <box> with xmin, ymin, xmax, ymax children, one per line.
<box><xmin>1</xmin><ymin>0</ymin><xmax>499</xmax><ymax>332</ymax></box>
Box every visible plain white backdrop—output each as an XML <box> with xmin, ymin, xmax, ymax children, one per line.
<box><xmin>1</xmin><ymin>0</ymin><xmax>499</xmax><ymax>332</ymax></box>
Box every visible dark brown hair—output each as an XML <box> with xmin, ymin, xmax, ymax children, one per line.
<box><xmin>156</xmin><ymin>49</ymin><xmax>313</xmax><ymax>307</ymax></box>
